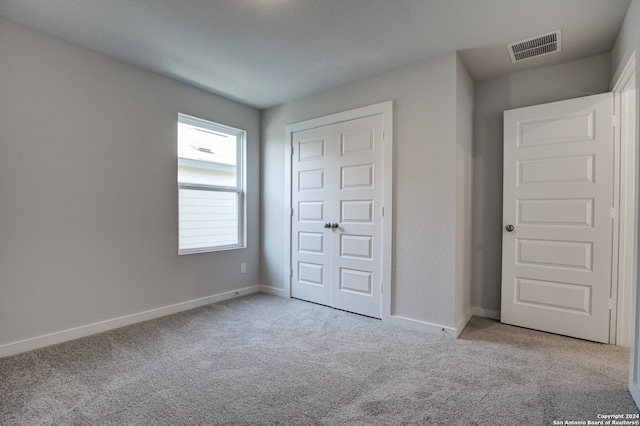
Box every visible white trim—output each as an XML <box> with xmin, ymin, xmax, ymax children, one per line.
<box><xmin>385</xmin><ymin>315</ymin><xmax>456</xmax><ymax>339</ymax></box>
<box><xmin>284</xmin><ymin>101</ymin><xmax>394</xmax><ymax>320</ymax></box>
<box><xmin>611</xmin><ymin>52</ymin><xmax>637</xmax><ymax>347</ymax></box>
<box><xmin>0</xmin><ymin>286</ymin><xmax>260</xmax><ymax>359</ymax></box>
<box><xmin>259</xmin><ymin>285</ymin><xmax>286</xmax><ymax>297</ymax></box>
<box><xmin>282</xmin><ymin>122</ymin><xmax>293</xmax><ymax>299</ymax></box>
<box><xmin>471</xmin><ymin>307</ymin><xmax>501</xmax><ymax>321</ymax></box>
<box><xmin>455</xmin><ymin>310</ymin><xmax>473</xmax><ymax>338</ymax></box>
<box><xmin>178</xmin><ymin>113</ymin><xmax>246</xmax><ymax>138</ymax></box>
<box><xmin>381</xmin><ymin>104</ymin><xmax>394</xmax><ymax>323</ymax></box>
<box><xmin>626</xmin><ymin>45</ymin><xmax>640</xmax><ymax>410</ymax></box>
<box><xmin>610</xmin><ymin>42</ymin><xmax>640</xmax><ymax>410</ymax></box>
<box><xmin>611</xmin><ymin>90</ymin><xmax>622</xmax><ymax>345</ymax></box>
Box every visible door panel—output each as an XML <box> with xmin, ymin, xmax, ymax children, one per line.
<box><xmin>518</xmin><ymin>155</ymin><xmax>595</xmax><ymax>184</ymax></box>
<box><xmin>291</xmin><ymin>114</ymin><xmax>383</xmax><ymax>318</ymax></box>
<box><xmin>515</xmin><ymin>277</ymin><xmax>591</xmax><ymax>313</ymax></box>
<box><xmin>517</xmin><ymin>111</ymin><xmax>595</xmax><ymax>147</ymax></box>
<box><xmin>340</xmin><ymin>234</ymin><xmax>373</xmax><ymax>259</ymax></box>
<box><xmin>292</xmin><ymin>126</ymin><xmax>332</xmax><ymax>306</ymax></box>
<box><xmin>516</xmin><ymin>239</ymin><xmax>593</xmax><ymax>270</ymax></box>
<box><xmin>331</xmin><ymin>115</ymin><xmax>383</xmax><ymax>318</ymax></box>
<box><xmin>501</xmin><ymin>93</ymin><xmax>614</xmax><ymax>343</ymax></box>
<box><xmin>517</xmin><ymin>198</ymin><xmax>594</xmax><ymax>227</ymax></box>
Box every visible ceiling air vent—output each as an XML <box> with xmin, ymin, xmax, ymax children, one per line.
<box><xmin>507</xmin><ymin>30</ymin><xmax>562</xmax><ymax>63</ymax></box>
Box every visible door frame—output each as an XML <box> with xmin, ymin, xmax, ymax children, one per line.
<box><xmin>611</xmin><ymin>50</ymin><xmax>637</xmax><ymax>346</ymax></box>
<box><xmin>611</xmin><ymin>48</ymin><xmax>640</xmax><ymax>408</ymax></box>
<box><xmin>283</xmin><ymin>101</ymin><xmax>393</xmax><ymax>320</ymax></box>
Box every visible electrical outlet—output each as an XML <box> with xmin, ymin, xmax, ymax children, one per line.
<box><xmin>240</xmin><ymin>263</ymin><xmax>246</xmax><ymax>274</ymax></box>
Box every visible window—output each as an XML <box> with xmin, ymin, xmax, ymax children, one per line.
<box><xmin>177</xmin><ymin>113</ymin><xmax>246</xmax><ymax>254</ymax></box>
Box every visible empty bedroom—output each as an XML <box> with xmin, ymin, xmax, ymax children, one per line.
<box><xmin>2</xmin><ymin>0</ymin><xmax>640</xmax><ymax>424</ymax></box>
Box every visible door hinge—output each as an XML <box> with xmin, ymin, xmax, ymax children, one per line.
<box><xmin>291</xmin><ymin>208</ymin><xmax>294</xmax><ymax>217</ymax></box>
<box><xmin>382</xmin><ymin>130</ymin><xmax>385</xmax><ymax>141</ymax></box>
<box><xmin>612</xmin><ymin>115</ymin><xmax>620</xmax><ymax>127</ymax></box>
<box><xmin>290</xmin><ymin>268</ymin><xmax>293</xmax><ymax>277</ymax></box>
<box><xmin>609</xmin><ymin>298</ymin><xmax>616</xmax><ymax>310</ymax></box>
<box><xmin>290</xmin><ymin>146</ymin><xmax>294</xmax><ymax>156</ymax></box>
<box><xmin>381</xmin><ymin>283</ymin><xmax>383</xmax><ymax>293</ymax></box>
<box><xmin>382</xmin><ymin>206</ymin><xmax>384</xmax><ymax>217</ymax></box>
<box><xmin>611</xmin><ymin>207</ymin><xmax>618</xmax><ymax>219</ymax></box>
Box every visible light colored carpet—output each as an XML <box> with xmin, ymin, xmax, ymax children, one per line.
<box><xmin>0</xmin><ymin>293</ymin><xmax>637</xmax><ymax>425</ymax></box>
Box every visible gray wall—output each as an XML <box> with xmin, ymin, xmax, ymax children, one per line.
<box><xmin>262</xmin><ymin>53</ymin><xmax>473</xmax><ymax>329</ymax></box>
<box><xmin>0</xmin><ymin>18</ymin><xmax>261</xmax><ymax>348</ymax></box>
<box><xmin>471</xmin><ymin>53</ymin><xmax>612</xmax><ymax>318</ymax></box>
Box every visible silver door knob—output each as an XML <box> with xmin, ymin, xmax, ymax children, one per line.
<box><xmin>331</xmin><ymin>223</ymin><xmax>339</xmax><ymax>229</ymax></box>
<box><xmin>324</xmin><ymin>223</ymin><xmax>331</xmax><ymax>229</ymax></box>
<box><xmin>505</xmin><ymin>224</ymin><xmax>514</xmax><ymax>232</ymax></box>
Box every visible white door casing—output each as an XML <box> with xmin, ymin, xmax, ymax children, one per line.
<box><xmin>291</xmin><ymin>115</ymin><xmax>384</xmax><ymax>318</ymax></box>
<box><xmin>613</xmin><ymin>49</ymin><xmax>640</xmax><ymax>410</ymax></box>
<box><xmin>501</xmin><ymin>93</ymin><xmax>614</xmax><ymax>343</ymax></box>
<box><xmin>612</xmin><ymin>54</ymin><xmax>637</xmax><ymax>348</ymax></box>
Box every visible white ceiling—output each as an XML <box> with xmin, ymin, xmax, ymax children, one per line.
<box><xmin>0</xmin><ymin>0</ymin><xmax>631</xmax><ymax>109</ymax></box>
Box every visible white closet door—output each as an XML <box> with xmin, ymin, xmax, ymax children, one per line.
<box><xmin>330</xmin><ymin>115</ymin><xmax>383</xmax><ymax>318</ymax></box>
<box><xmin>291</xmin><ymin>114</ymin><xmax>384</xmax><ymax>318</ymax></box>
<box><xmin>291</xmin><ymin>125</ymin><xmax>333</xmax><ymax>306</ymax></box>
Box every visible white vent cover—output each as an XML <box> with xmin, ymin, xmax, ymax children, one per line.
<box><xmin>507</xmin><ymin>30</ymin><xmax>562</xmax><ymax>63</ymax></box>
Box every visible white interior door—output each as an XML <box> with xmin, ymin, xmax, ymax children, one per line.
<box><xmin>330</xmin><ymin>116</ymin><xmax>383</xmax><ymax>318</ymax></box>
<box><xmin>501</xmin><ymin>93</ymin><xmax>614</xmax><ymax>343</ymax></box>
<box><xmin>291</xmin><ymin>125</ymin><xmax>333</xmax><ymax>306</ymax></box>
<box><xmin>291</xmin><ymin>114</ymin><xmax>384</xmax><ymax>318</ymax></box>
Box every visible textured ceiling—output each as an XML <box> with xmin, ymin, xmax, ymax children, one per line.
<box><xmin>0</xmin><ymin>0</ymin><xmax>631</xmax><ymax>109</ymax></box>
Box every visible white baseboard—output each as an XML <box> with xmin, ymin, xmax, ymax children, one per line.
<box><xmin>259</xmin><ymin>285</ymin><xmax>286</xmax><ymax>297</ymax></box>
<box><xmin>385</xmin><ymin>315</ymin><xmax>456</xmax><ymax>339</ymax></box>
<box><xmin>471</xmin><ymin>307</ymin><xmax>500</xmax><ymax>320</ymax></box>
<box><xmin>0</xmin><ymin>285</ymin><xmax>260</xmax><ymax>359</ymax></box>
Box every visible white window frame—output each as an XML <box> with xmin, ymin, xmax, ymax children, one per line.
<box><xmin>178</xmin><ymin>113</ymin><xmax>246</xmax><ymax>254</ymax></box>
